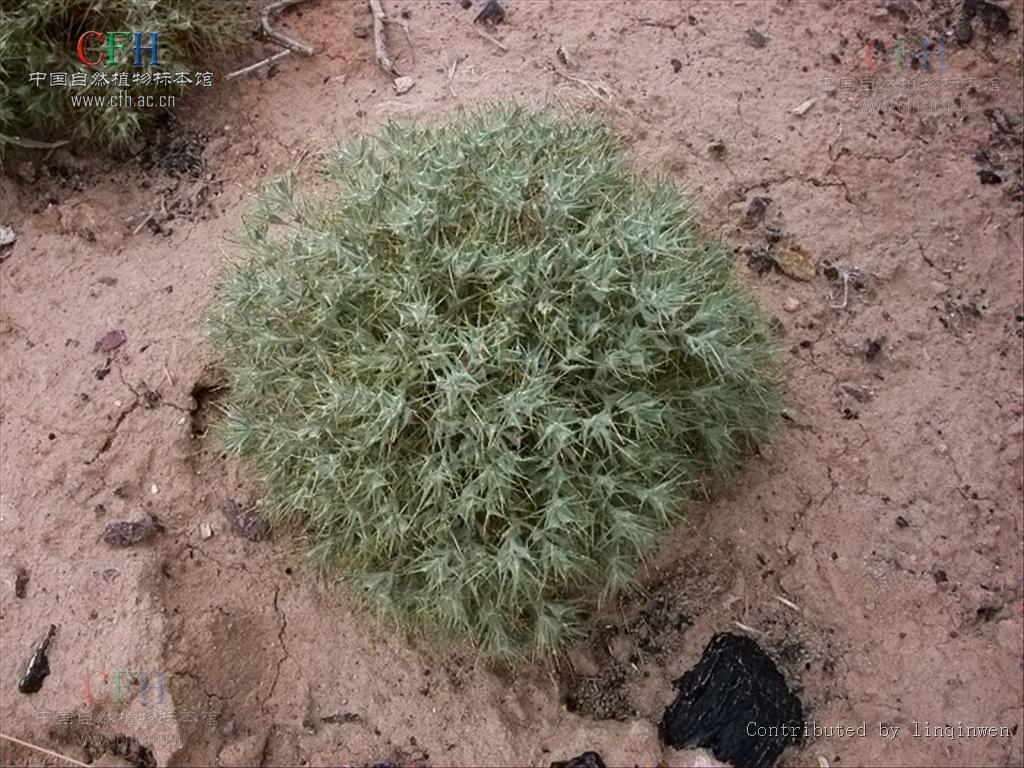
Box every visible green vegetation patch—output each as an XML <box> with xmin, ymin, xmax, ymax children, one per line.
<box><xmin>212</xmin><ymin>107</ymin><xmax>780</xmax><ymax>657</ymax></box>
<box><xmin>0</xmin><ymin>0</ymin><xmax>248</xmax><ymax>152</ymax></box>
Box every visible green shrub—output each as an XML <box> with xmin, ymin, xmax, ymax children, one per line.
<box><xmin>0</xmin><ymin>0</ymin><xmax>248</xmax><ymax>152</ymax></box>
<box><xmin>212</xmin><ymin>107</ymin><xmax>780</xmax><ymax>657</ymax></box>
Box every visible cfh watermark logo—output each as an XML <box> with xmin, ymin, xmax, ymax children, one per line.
<box><xmin>864</xmin><ymin>36</ymin><xmax>946</xmax><ymax>72</ymax></box>
<box><xmin>76</xmin><ymin>32</ymin><xmax>160</xmax><ymax>67</ymax></box>
<box><xmin>83</xmin><ymin>670</ymin><xmax>167</xmax><ymax>706</ymax></box>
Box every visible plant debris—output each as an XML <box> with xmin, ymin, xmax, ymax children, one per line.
<box><xmin>791</xmin><ymin>98</ymin><xmax>816</xmax><ymax>117</ymax></box>
<box><xmin>102</xmin><ymin>518</ymin><xmax>162</xmax><ymax>547</ymax></box>
<box><xmin>773</xmin><ymin>243</ymin><xmax>817</xmax><ymax>281</ymax></box>
<box><xmin>864</xmin><ymin>336</ymin><xmax>885</xmax><ymax>362</ymax></box>
<box><xmin>15</xmin><ymin>566</ymin><xmax>29</xmax><ymax>598</ymax></box>
<box><xmin>937</xmin><ymin>294</ymin><xmax>986</xmax><ymax>334</ymax></box>
<box><xmin>18</xmin><ymin>624</ymin><xmax>57</xmax><ymax>694</ymax></box>
<box><xmin>824</xmin><ymin>263</ymin><xmax>876</xmax><ymax>308</ymax></box>
<box><xmin>222</xmin><ymin>499</ymin><xmax>270</xmax><ymax>542</ymax></box>
<box><xmin>744</xmin><ymin>196</ymin><xmax>772</xmax><ymax>227</ymax></box>
<box><xmin>838</xmin><ymin>381</ymin><xmax>874</xmax><ymax>403</ymax></box>
<box><xmin>746</xmin><ymin>246</ymin><xmax>778</xmax><ymax>276</ymax></box>
<box><xmin>321</xmin><ymin>712</ymin><xmax>361</xmax><ymax>724</ymax></box>
<box><xmin>958</xmin><ymin>0</ymin><xmax>1011</xmax><ymax>41</ymax></box>
<box><xmin>82</xmin><ymin>734</ymin><xmax>157</xmax><ymax>768</ymax></box>
<box><xmin>973</xmin><ymin>108</ymin><xmax>1023</xmax><ymax>199</ymax></box>
<box><xmin>660</xmin><ymin>633</ymin><xmax>803</xmax><ymax>768</ymax></box>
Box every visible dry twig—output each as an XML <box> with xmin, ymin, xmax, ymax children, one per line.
<box><xmin>225</xmin><ymin>0</ymin><xmax>314</xmax><ymax>80</ymax></box>
<box><xmin>472</xmin><ymin>25</ymin><xmax>509</xmax><ymax>51</ymax></box>
<box><xmin>369</xmin><ymin>0</ymin><xmax>397</xmax><ymax>74</ymax></box>
<box><xmin>0</xmin><ymin>733</ymin><xmax>90</xmax><ymax>767</ymax></box>
<box><xmin>225</xmin><ymin>48</ymin><xmax>294</xmax><ymax>81</ymax></box>
<box><xmin>0</xmin><ymin>134</ymin><xmax>68</xmax><ymax>150</ymax></box>
<box><xmin>828</xmin><ymin>266</ymin><xmax>875</xmax><ymax>309</ymax></box>
<box><xmin>261</xmin><ymin>0</ymin><xmax>315</xmax><ymax>55</ymax></box>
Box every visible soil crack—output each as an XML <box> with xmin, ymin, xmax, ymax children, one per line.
<box><xmin>265</xmin><ymin>586</ymin><xmax>290</xmax><ymax>707</ymax></box>
<box><xmin>84</xmin><ymin>399</ymin><xmax>140</xmax><ymax>464</ymax></box>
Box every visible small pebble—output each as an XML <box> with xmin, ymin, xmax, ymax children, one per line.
<box><xmin>746</xmin><ymin>28</ymin><xmax>768</xmax><ymax>48</ymax></box>
<box><xmin>94</xmin><ymin>329</ymin><xmax>127</xmax><ymax>354</ymax></box>
<box><xmin>393</xmin><ymin>76</ymin><xmax>416</xmax><ymax>95</ymax></box>
<box><xmin>783</xmin><ymin>297</ymin><xmax>800</xmax><ymax>312</ymax></box>
<box><xmin>0</xmin><ymin>224</ymin><xmax>16</xmax><ymax>247</ymax></box>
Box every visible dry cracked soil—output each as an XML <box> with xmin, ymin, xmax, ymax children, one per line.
<box><xmin>1</xmin><ymin>1</ymin><xmax>1022</xmax><ymax>767</ymax></box>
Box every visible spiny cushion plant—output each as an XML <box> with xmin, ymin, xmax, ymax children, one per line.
<box><xmin>0</xmin><ymin>0</ymin><xmax>248</xmax><ymax>153</ymax></box>
<box><xmin>212</xmin><ymin>107</ymin><xmax>779</xmax><ymax>658</ymax></box>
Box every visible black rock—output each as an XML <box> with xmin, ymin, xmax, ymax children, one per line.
<box><xmin>551</xmin><ymin>751</ymin><xmax>606</xmax><ymax>768</ymax></box>
<box><xmin>18</xmin><ymin>625</ymin><xmax>56</xmax><ymax>694</ymax></box>
<box><xmin>475</xmin><ymin>0</ymin><xmax>505</xmax><ymax>25</ymax></box>
<box><xmin>659</xmin><ymin>633</ymin><xmax>803</xmax><ymax>768</ymax></box>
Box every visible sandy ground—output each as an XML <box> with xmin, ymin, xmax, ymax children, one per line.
<box><xmin>1</xmin><ymin>1</ymin><xmax>1022</xmax><ymax>766</ymax></box>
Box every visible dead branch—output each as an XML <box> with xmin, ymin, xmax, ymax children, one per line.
<box><xmin>261</xmin><ymin>0</ymin><xmax>315</xmax><ymax>55</ymax></box>
<box><xmin>369</xmin><ymin>0</ymin><xmax>397</xmax><ymax>75</ymax></box>
<box><xmin>472</xmin><ymin>25</ymin><xmax>508</xmax><ymax>52</ymax></box>
<box><xmin>0</xmin><ymin>134</ymin><xmax>68</xmax><ymax>150</ymax></box>
<box><xmin>0</xmin><ymin>733</ymin><xmax>90</xmax><ymax>767</ymax></box>
<box><xmin>222</xmin><ymin>48</ymin><xmax>290</xmax><ymax>80</ymax></box>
